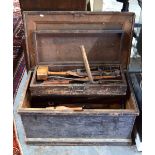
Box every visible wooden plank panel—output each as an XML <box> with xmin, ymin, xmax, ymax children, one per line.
<box><xmin>21</xmin><ymin>114</ymin><xmax>135</xmax><ymax>139</ymax></box>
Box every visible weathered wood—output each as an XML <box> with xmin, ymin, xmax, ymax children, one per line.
<box><xmin>26</xmin><ymin>138</ymin><xmax>132</xmax><ymax>145</ymax></box>
<box><xmin>21</xmin><ymin>114</ymin><xmax>135</xmax><ymax>138</ymax></box>
<box><xmin>32</xmin><ymin>29</ymin><xmax>124</xmax><ymax>67</ymax></box>
<box><xmin>23</xmin><ymin>12</ymin><xmax>134</xmax><ymax>97</ymax></box>
<box><xmin>17</xmin><ymin>11</ymin><xmax>139</xmax><ymax>145</ymax></box>
<box><xmin>18</xmin><ymin>72</ymin><xmax>139</xmax><ymax>145</ymax></box>
<box><xmin>30</xmin><ymin>84</ymin><xmax>127</xmax><ymax>96</ymax></box>
<box><xmin>23</xmin><ymin>12</ymin><xmax>134</xmax><ymax>70</ymax></box>
<box><xmin>30</xmin><ymin>64</ymin><xmax>127</xmax><ymax>96</ymax></box>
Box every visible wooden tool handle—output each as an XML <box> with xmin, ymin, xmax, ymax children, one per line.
<box><xmin>56</xmin><ymin>106</ymin><xmax>82</xmax><ymax>111</ymax></box>
<box><xmin>90</xmin><ymin>75</ymin><xmax>120</xmax><ymax>80</ymax></box>
<box><xmin>48</xmin><ymin>71</ymin><xmax>67</xmax><ymax>76</ymax></box>
<box><xmin>43</xmin><ymin>80</ymin><xmax>70</xmax><ymax>85</ymax></box>
<box><xmin>73</xmin><ymin>75</ymin><xmax>120</xmax><ymax>82</ymax></box>
<box><xmin>46</xmin><ymin>106</ymin><xmax>83</xmax><ymax>111</ymax></box>
<box><xmin>48</xmin><ymin>71</ymin><xmax>82</xmax><ymax>77</ymax></box>
<box><xmin>80</xmin><ymin>45</ymin><xmax>94</xmax><ymax>83</ymax></box>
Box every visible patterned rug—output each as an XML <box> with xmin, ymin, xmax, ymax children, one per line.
<box><xmin>13</xmin><ymin>0</ymin><xmax>25</xmax><ymax>75</ymax></box>
<box><xmin>13</xmin><ymin>0</ymin><xmax>26</xmax><ymax>154</ymax></box>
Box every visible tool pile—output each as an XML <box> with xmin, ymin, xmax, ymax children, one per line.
<box><xmin>30</xmin><ymin>46</ymin><xmax>127</xmax><ymax>96</ymax></box>
<box><xmin>37</xmin><ymin>65</ymin><xmax>121</xmax><ymax>85</ymax></box>
<box><xmin>36</xmin><ymin>45</ymin><xmax>121</xmax><ymax>85</ymax></box>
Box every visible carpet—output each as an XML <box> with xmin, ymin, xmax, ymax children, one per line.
<box><xmin>13</xmin><ymin>0</ymin><xmax>25</xmax><ymax>73</ymax></box>
<box><xmin>13</xmin><ymin>0</ymin><xmax>26</xmax><ymax>154</ymax></box>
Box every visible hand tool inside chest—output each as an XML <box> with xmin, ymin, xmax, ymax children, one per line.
<box><xmin>37</xmin><ymin>64</ymin><xmax>122</xmax><ymax>83</ymax></box>
<box><xmin>29</xmin><ymin>30</ymin><xmax>128</xmax><ymax>96</ymax></box>
<box><xmin>30</xmin><ymin>63</ymin><xmax>126</xmax><ymax>96</ymax></box>
<box><xmin>22</xmin><ymin>12</ymin><xmax>134</xmax><ymax>97</ymax></box>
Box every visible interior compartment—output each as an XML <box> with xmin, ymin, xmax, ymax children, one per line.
<box><xmin>28</xmin><ymin>23</ymin><xmax>129</xmax><ymax>96</ymax></box>
<box><xmin>30</xmin><ymin>29</ymin><xmax>126</xmax><ymax>86</ymax></box>
<box><xmin>29</xmin><ymin>63</ymin><xmax>127</xmax><ymax>96</ymax></box>
<box><xmin>21</xmin><ymin>81</ymin><xmax>136</xmax><ymax>112</ymax></box>
<box><xmin>30</xmin><ymin>95</ymin><xmax>126</xmax><ymax>109</ymax></box>
<box><xmin>21</xmin><ymin>91</ymin><xmax>136</xmax><ymax>112</ymax></box>
<box><xmin>19</xmin><ymin>71</ymin><xmax>137</xmax><ymax>112</ymax></box>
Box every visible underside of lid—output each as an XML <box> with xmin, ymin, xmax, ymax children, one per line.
<box><xmin>23</xmin><ymin>11</ymin><xmax>135</xmax><ymax>70</ymax></box>
<box><xmin>33</xmin><ymin>29</ymin><xmax>124</xmax><ymax>65</ymax></box>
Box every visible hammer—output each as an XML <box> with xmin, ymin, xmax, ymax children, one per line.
<box><xmin>37</xmin><ymin>66</ymin><xmax>83</xmax><ymax>81</ymax></box>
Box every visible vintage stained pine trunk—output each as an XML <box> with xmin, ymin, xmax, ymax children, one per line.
<box><xmin>18</xmin><ymin>11</ymin><xmax>139</xmax><ymax>145</ymax></box>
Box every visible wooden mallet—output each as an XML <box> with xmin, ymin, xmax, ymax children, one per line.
<box><xmin>37</xmin><ymin>66</ymin><xmax>83</xmax><ymax>81</ymax></box>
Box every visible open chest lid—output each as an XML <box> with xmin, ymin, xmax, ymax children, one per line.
<box><xmin>23</xmin><ymin>11</ymin><xmax>135</xmax><ymax>70</ymax></box>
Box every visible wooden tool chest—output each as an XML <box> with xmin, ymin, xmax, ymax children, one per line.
<box><xmin>18</xmin><ymin>11</ymin><xmax>139</xmax><ymax>145</ymax></box>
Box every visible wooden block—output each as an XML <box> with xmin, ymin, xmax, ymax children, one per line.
<box><xmin>46</xmin><ymin>106</ymin><xmax>83</xmax><ymax>111</ymax></box>
<box><xmin>37</xmin><ymin>66</ymin><xmax>48</xmax><ymax>81</ymax></box>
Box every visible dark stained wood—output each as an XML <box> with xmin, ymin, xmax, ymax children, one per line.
<box><xmin>33</xmin><ymin>30</ymin><xmax>123</xmax><ymax>66</ymax></box>
<box><xmin>30</xmin><ymin>64</ymin><xmax>127</xmax><ymax>96</ymax></box>
<box><xmin>18</xmin><ymin>72</ymin><xmax>139</xmax><ymax>145</ymax></box>
<box><xmin>25</xmin><ymin>12</ymin><xmax>134</xmax><ymax>97</ymax></box>
<box><xmin>22</xmin><ymin>114</ymin><xmax>135</xmax><ymax>138</ymax></box>
<box><xmin>17</xmin><ymin>11</ymin><xmax>139</xmax><ymax>145</ymax></box>
<box><xmin>23</xmin><ymin>12</ymin><xmax>135</xmax><ymax>70</ymax></box>
<box><xmin>19</xmin><ymin>0</ymin><xmax>88</xmax><ymax>11</ymax></box>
